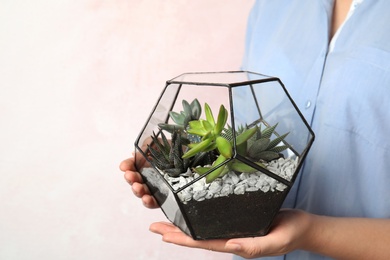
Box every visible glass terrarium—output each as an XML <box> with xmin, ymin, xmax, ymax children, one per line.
<box><xmin>134</xmin><ymin>71</ymin><xmax>315</xmax><ymax>240</ymax></box>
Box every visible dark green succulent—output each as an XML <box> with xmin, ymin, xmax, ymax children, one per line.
<box><xmin>148</xmin><ymin>130</ymin><xmax>216</xmax><ymax>177</ymax></box>
<box><xmin>246</xmin><ymin>124</ymin><xmax>290</xmax><ymax>162</ymax></box>
<box><xmin>225</xmin><ymin>123</ymin><xmax>290</xmax><ymax>162</ymax></box>
<box><xmin>148</xmin><ymin>131</ymin><xmax>187</xmax><ymax>177</ymax></box>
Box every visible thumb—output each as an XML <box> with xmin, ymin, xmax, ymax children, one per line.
<box><xmin>225</xmin><ymin>238</ymin><xmax>264</xmax><ymax>259</ymax></box>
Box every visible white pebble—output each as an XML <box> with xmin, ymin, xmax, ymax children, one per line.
<box><xmin>178</xmin><ymin>190</ymin><xmax>192</xmax><ymax>202</ymax></box>
<box><xmin>260</xmin><ymin>185</ymin><xmax>270</xmax><ymax>193</ymax></box>
<box><xmin>205</xmin><ymin>191</ymin><xmax>214</xmax><ymax>199</ymax></box>
<box><xmin>239</xmin><ymin>172</ymin><xmax>251</xmax><ymax>180</ymax></box>
<box><xmin>193</xmin><ymin>190</ymin><xmax>207</xmax><ymax>201</ymax></box>
<box><xmin>246</xmin><ymin>187</ymin><xmax>259</xmax><ymax>192</ymax></box>
<box><xmin>234</xmin><ymin>185</ymin><xmax>246</xmax><ymax>195</ymax></box>
<box><xmin>247</xmin><ymin>177</ymin><xmax>258</xmax><ymax>187</ymax></box>
<box><xmin>209</xmin><ymin>181</ymin><xmax>222</xmax><ymax>193</ymax></box>
<box><xmin>276</xmin><ymin>183</ymin><xmax>287</xmax><ymax>192</ymax></box>
<box><xmin>220</xmin><ymin>184</ymin><xmax>233</xmax><ymax>197</ymax></box>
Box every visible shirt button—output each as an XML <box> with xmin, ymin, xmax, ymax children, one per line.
<box><xmin>305</xmin><ymin>100</ymin><xmax>312</xmax><ymax>109</ymax></box>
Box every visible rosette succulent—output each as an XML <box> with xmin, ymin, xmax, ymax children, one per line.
<box><xmin>158</xmin><ymin>99</ymin><xmax>202</xmax><ymax>134</ymax></box>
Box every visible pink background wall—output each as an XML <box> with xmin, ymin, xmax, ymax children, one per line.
<box><xmin>0</xmin><ymin>1</ymin><xmax>254</xmax><ymax>259</ymax></box>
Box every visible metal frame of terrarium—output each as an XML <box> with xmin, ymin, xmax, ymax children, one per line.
<box><xmin>134</xmin><ymin>71</ymin><xmax>315</xmax><ymax>240</ymax></box>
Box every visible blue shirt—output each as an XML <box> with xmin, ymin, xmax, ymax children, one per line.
<box><xmin>235</xmin><ymin>0</ymin><xmax>390</xmax><ymax>259</ymax></box>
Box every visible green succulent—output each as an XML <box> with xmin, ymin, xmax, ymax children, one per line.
<box><xmin>182</xmin><ymin>103</ymin><xmax>231</xmax><ymax>159</ymax></box>
<box><xmin>148</xmin><ymin>130</ymin><xmax>215</xmax><ymax>177</ymax></box>
<box><xmin>189</xmin><ymin>121</ymin><xmax>289</xmax><ymax>183</ymax></box>
<box><xmin>147</xmin><ymin>131</ymin><xmax>187</xmax><ymax>177</ymax></box>
<box><xmin>148</xmin><ymin>99</ymin><xmax>290</xmax><ymax>184</ymax></box>
<box><xmin>182</xmin><ymin>103</ymin><xmax>263</xmax><ymax>183</ymax></box>
<box><xmin>191</xmin><ymin>124</ymin><xmax>263</xmax><ymax>183</ymax></box>
<box><xmin>246</xmin><ymin>123</ymin><xmax>290</xmax><ymax>162</ymax></box>
<box><xmin>158</xmin><ymin>99</ymin><xmax>202</xmax><ymax>133</ymax></box>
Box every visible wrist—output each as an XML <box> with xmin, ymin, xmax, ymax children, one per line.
<box><xmin>300</xmin><ymin>213</ymin><xmax>333</xmax><ymax>255</ymax></box>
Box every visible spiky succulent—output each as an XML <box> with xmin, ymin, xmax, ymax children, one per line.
<box><xmin>148</xmin><ymin>130</ymin><xmax>216</xmax><ymax>177</ymax></box>
<box><xmin>147</xmin><ymin>131</ymin><xmax>187</xmax><ymax>177</ymax></box>
<box><xmin>225</xmin><ymin>123</ymin><xmax>290</xmax><ymax>162</ymax></box>
<box><xmin>246</xmin><ymin>124</ymin><xmax>290</xmax><ymax>162</ymax></box>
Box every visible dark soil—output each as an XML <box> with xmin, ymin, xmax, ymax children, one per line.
<box><xmin>178</xmin><ymin>189</ymin><xmax>288</xmax><ymax>240</ymax></box>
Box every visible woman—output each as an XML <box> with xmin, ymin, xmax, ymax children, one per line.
<box><xmin>120</xmin><ymin>0</ymin><xmax>390</xmax><ymax>259</ymax></box>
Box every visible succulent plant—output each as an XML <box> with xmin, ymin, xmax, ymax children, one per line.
<box><xmin>158</xmin><ymin>99</ymin><xmax>202</xmax><ymax>133</ymax></box>
<box><xmin>181</xmin><ymin>103</ymin><xmax>262</xmax><ymax>183</ymax></box>
<box><xmin>148</xmin><ymin>99</ymin><xmax>290</xmax><ymax>183</ymax></box>
<box><xmin>246</xmin><ymin>124</ymin><xmax>290</xmax><ymax>162</ymax></box>
<box><xmin>190</xmin><ymin>124</ymin><xmax>261</xmax><ymax>183</ymax></box>
<box><xmin>182</xmin><ymin>103</ymin><xmax>231</xmax><ymax>159</ymax></box>
<box><xmin>148</xmin><ymin>130</ymin><xmax>216</xmax><ymax>177</ymax></box>
<box><xmin>147</xmin><ymin>131</ymin><xmax>187</xmax><ymax>177</ymax></box>
<box><xmin>188</xmin><ymin>120</ymin><xmax>289</xmax><ymax>183</ymax></box>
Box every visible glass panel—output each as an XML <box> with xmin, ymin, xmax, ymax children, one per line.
<box><xmin>170</xmin><ymin>71</ymin><xmax>271</xmax><ymax>85</ymax></box>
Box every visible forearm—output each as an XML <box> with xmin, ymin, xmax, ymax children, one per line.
<box><xmin>304</xmin><ymin>214</ymin><xmax>390</xmax><ymax>260</ymax></box>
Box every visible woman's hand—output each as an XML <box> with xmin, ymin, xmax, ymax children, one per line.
<box><xmin>120</xmin><ymin>158</ymin><xmax>390</xmax><ymax>259</ymax></box>
<box><xmin>120</xmin><ymin>157</ymin><xmax>315</xmax><ymax>257</ymax></box>
<box><xmin>149</xmin><ymin>209</ymin><xmax>314</xmax><ymax>258</ymax></box>
<box><xmin>120</xmin><ymin>157</ymin><xmax>159</xmax><ymax>209</ymax></box>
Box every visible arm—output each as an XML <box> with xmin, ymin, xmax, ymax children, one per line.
<box><xmin>305</xmin><ymin>213</ymin><xmax>390</xmax><ymax>260</ymax></box>
<box><xmin>149</xmin><ymin>209</ymin><xmax>390</xmax><ymax>259</ymax></box>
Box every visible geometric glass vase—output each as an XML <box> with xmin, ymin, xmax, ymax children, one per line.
<box><xmin>134</xmin><ymin>71</ymin><xmax>315</xmax><ymax>240</ymax></box>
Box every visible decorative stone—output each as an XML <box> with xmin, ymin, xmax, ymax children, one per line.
<box><xmin>162</xmin><ymin>157</ymin><xmax>299</xmax><ymax>202</ymax></box>
<box><xmin>234</xmin><ymin>185</ymin><xmax>246</xmax><ymax>195</ymax></box>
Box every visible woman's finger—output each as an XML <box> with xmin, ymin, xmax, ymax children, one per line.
<box><xmin>124</xmin><ymin>170</ymin><xmax>144</xmax><ymax>185</ymax></box>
